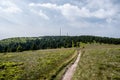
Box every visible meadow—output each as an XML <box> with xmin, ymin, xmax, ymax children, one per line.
<box><xmin>72</xmin><ymin>44</ymin><xmax>120</xmax><ymax>80</ymax></box>
<box><xmin>0</xmin><ymin>43</ymin><xmax>120</xmax><ymax>80</ymax></box>
<box><xmin>0</xmin><ymin>48</ymin><xmax>76</xmax><ymax>80</ymax></box>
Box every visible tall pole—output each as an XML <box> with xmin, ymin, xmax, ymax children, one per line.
<box><xmin>60</xmin><ymin>27</ymin><xmax>61</xmax><ymax>36</ymax></box>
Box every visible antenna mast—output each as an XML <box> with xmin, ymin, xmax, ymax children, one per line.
<box><xmin>60</xmin><ymin>27</ymin><xmax>61</xmax><ymax>36</ymax></box>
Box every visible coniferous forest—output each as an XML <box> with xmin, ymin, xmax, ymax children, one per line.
<box><xmin>0</xmin><ymin>35</ymin><xmax>120</xmax><ymax>53</ymax></box>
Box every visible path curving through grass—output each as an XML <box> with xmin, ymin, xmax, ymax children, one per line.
<box><xmin>62</xmin><ymin>50</ymin><xmax>81</xmax><ymax>80</ymax></box>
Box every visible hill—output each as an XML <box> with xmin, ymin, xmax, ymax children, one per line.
<box><xmin>0</xmin><ymin>35</ymin><xmax>120</xmax><ymax>53</ymax></box>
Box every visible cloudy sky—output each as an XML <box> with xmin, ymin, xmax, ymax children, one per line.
<box><xmin>0</xmin><ymin>0</ymin><xmax>120</xmax><ymax>39</ymax></box>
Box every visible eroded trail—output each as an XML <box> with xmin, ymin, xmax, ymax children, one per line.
<box><xmin>62</xmin><ymin>51</ymin><xmax>81</xmax><ymax>80</ymax></box>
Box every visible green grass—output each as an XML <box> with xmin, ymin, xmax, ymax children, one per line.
<box><xmin>0</xmin><ymin>48</ymin><xmax>75</xmax><ymax>80</ymax></box>
<box><xmin>1</xmin><ymin>44</ymin><xmax>120</xmax><ymax>80</ymax></box>
<box><xmin>72</xmin><ymin>44</ymin><xmax>120</xmax><ymax>80</ymax></box>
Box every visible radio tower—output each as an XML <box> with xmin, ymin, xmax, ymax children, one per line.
<box><xmin>60</xmin><ymin>27</ymin><xmax>61</xmax><ymax>36</ymax></box>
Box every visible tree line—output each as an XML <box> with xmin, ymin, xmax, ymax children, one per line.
<box><xmin>0</xmin><ymin>36</ymin><xmax>120</xmax><ymax>53</ymax></box>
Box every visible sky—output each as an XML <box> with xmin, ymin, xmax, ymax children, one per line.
<box><xmin>0</xmin><ymin>0</ymin><xmax>120</xmax><ymax>39</ymax></box>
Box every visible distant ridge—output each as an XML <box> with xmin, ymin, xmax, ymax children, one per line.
<box><xmin>0</xmin><ymin>35</ymin><xmax>120</xmax><ymax>53</ymax></box>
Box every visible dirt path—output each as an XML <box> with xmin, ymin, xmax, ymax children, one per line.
<box><xmin>62</xmin><ymin>50</ymin><xmax>81</xmax><ymax>80</ymax></box>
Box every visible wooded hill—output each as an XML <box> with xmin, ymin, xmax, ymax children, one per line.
<box><xmin>0</xmin><ymin>35</ymin><xmax>120</xmax><ymax>53</ymax></box>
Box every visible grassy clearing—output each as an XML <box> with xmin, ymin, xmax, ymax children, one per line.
<box><xmin>0</xmin><ymin>48</ymin><xmax>75</xmax><ymax>80</ymax></box>
<box><xmin>72</xmin><ymin>44</ymin><xmax>120</xmax><ymax>80</ymax></box>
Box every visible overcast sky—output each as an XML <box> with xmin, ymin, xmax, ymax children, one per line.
<box><xmin>0</xmin><ymin>0</ymin><xmax>120</xmax><ymax>39</ymax></box>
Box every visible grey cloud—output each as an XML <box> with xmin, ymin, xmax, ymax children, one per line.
<box><xmin>0</xmin><ymin>0</ymin><xmax>120</xmax><ymax>40</ymax></box>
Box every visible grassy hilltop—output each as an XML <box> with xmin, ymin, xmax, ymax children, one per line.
<box><xmin>0</xmin><ymin>36</ymin><xmax>120</xmax><ymax>80</ymax></box>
